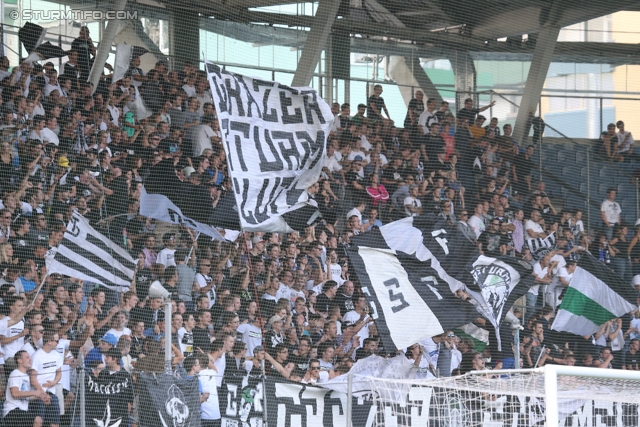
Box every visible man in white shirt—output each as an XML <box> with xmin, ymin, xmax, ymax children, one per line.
<box><xmin>616</xmin><ymin>120</ymin><xmax>634</xmax><ymax>158</ymax></box>
<box><xmin>194</xmin><ymin>116</ymin><xmax>215</xmax><ymax>156</ymax></box>
<box><xmin>527</xmin><ymin>254</ymin><xmax>556</xmax><ymax>322</ymax></box>
<box><xmin>525</xmin><ymin>210</ymin><xmax>547</xmax><ymax>246</ymax></box>
<box><xmin>156</xmin><ymin>232</ymin><xmax>177</xmax><ymax>273</ymax></box>
<box><xmin>322</xmin><ymin>143</ymin><xmax>343</xmax><ymax>182</ymax></box>
<box><xmin>546</xmin><ymin>260</ymin><xmax>576</xmax><ymax>309</ymax></box>
<box><xmin>200</xmin><ymin>340</ymin><xmax>223</xmax><ymax>423</ymax></box>
<box><xmin>41</xmin><ymin>116</ymin><xmax>60</xmax><ymax>146</ymax></box>
<box><xmin>30</xmin><ymin>330</ymin><xmax>63</xmax><ymax>427</ymax></box>
<box><xmin>468</xmin><ymin>203</ymin><xmax>486</xmax><ymax>239</ymax></box>
<box><xmin>343</xmin><ymin>295</ymin><xmax>377</xmax><ymax>359</ymax></box>
<box><xmin>237</xmin><ymin>317</ymin><xmax>265</xmax><ymax>356</ymax></box>
<box><xmin>0</xmin><ymin>296</ymin><xmax>28</xmax><ymax>359</ymax></box>
<box><xmin>177</xmin><ymin>312</ymin><xmax>196</xmax><ymax>357</ymax></box>
<box><xmin>105</xmin><ymin>310</ymin><xmax>132</xmax><ymax>340</ymax></box>
<box><xmin>601</xmin><ymin>188</ymin><xmax>621</xmax><ymax>240</ymax></box>
<box><xmin>4</xmin><ymin>350</ymin><xmax>48</xmax><ymax>426</ymax></box>
<box><xmin>417</xmin><ymin>97</ymin><xmax>438</xmax><ymax>135</ymax></box>
<box><xmin>404</xmin><ymin>185</ymin><xmax>423</xmax><ymax>217</ymax></box>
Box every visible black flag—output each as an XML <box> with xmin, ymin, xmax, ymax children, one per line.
<box><xmin>138</xmin><ymin>373</ymin><xmax>201</xmax><ymax>427</ymax></box>
<box><xmin>18</xmin><ymin>22</ymin><xmax>46</xmax><ymax>54</ymax></box>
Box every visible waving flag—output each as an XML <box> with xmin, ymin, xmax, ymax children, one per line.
<box><xmin>206</xmin><ymin>62</ymin><xmax>330</xmax><ymax>233</ymax></box>
<box><xmin>46</xmin><ymin>213</ymin><xmax>136</xmax><ymax>291</ymax></box>
<box><xmin>552</xmin><ymin>252</ymin><xmax>637</xmax><ymax>336</ymax></box>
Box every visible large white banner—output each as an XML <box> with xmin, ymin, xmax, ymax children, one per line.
<box><xmin>206</xmin><ymin>62</ymin><xmax>333</xmax><ymax>232</ymax></box>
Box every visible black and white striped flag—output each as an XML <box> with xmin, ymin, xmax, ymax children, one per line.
<box><xmin>348</xmin><ymin>216</ymin><xmax>533</xmax><ymax>352</ymax></box>
<box><xmin>46</xmin><ymin>213</ymin><xmax>136</xmax><ymax>291</ymax></box>
<box><xmin>527</xmin><ymin>231</ymin><xmax>557</xmax><ymax>260</ymax></box>
<box><xmin>347</xmin><ymin>217</ymin><xmax>480</xmax><ymax>352</ymax></box>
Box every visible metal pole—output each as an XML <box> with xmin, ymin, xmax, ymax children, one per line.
<box><xmin>636</xmin><ymin>178</ymin><xmax>640</xmax><ymax>218</ymax></box>
<box><xmin>599</xmin><ymin>97</ymin><xmax>603</xmax><ymax>133</ymax></box>
<box><xmin>587</xmin><ymin>148</ymin><xmax>591</xmax><ymax>230</ymax></box>
<box><xmin>164</xmin><ymin>300</ymin><xmax>172</xmax><ymax>374</ymax></box>
<box><xmin>80</xmin><ymin>352</ymin><xmax>86</xmax><ymax>427</ymax></box>
<box><xmin>346</xmin><ymin>372</ymin><xmax>353</xmax><ymax>427</ymax></box>
<box><xmin>514</xmin><ymin>326</ymin><xmax>521</xmax><ymax>369</ymax></box>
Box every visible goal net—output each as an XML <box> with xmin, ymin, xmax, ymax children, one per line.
<box><xmin>352</xmin><ymin>366</ymin><xmax>640</xmax><ymax>427</ymax></box>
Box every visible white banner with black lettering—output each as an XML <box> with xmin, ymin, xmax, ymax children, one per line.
<box><xmin>206</xmin><ymin>62</ymin><xmax>332</xmax><ymax>232</ymax></box>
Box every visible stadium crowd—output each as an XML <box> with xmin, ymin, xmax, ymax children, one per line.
<box><xmin>0</xmin><ymin>25</ymin><xmax>636</xmax><ymax>427</ymax></box>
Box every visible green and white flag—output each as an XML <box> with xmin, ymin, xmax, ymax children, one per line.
<box><xmin>551</xmin><ymin>253</ymin><xmax>637</xmax><ymax>336</ymax></box>
<box><xmin>455</xmin><ymin>323</ymin><xmax>489</xmax><ymax>351</ymax></box>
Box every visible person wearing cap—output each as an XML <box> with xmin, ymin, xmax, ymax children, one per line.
<box><xmin>98</xmin><ymin>348</ymin><xmax>134</xmax><ymax>422</ymax></box>
<box><xmin>84</xmin><ymin>333</ymin><xmax>118</xmax><ymax>368</ymax></box>
<box><xmin>404</xmin><ymin>184</ymin><xmax>423</xmax><ymax>217</ymax></box>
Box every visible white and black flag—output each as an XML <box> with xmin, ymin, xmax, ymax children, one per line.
<box><xmin>112</xmin><ymin>44</ymin><xmax>149</xmax><ymax>83</ymax></box>
<box><xmin>206</xmin><ymin>62</ymin><xmax>331</xmax><ymax>233</ymax></box>
<box><xmin>140</xmin><ymin>186</ymin><xmax>225</xmax><ymax>241</ymax></box>
<box><xmin>347</xmin><ymin>219</ymin><xmax>480</xmax><ymax>352</ymax></box>
<box><xmin>463</xmin><ymin>255</ymin><xmax>534</xmax><ymax>345</ymax></box>
<box><xmin>348</xmin><ymin>215</ymin><xmax>532</xmax><ymax>352</ymax></box>
<box><xmin>527</xmin><ymin>231</ymin><xmax>557</xmax><ymax>260</ymax></box>
<box><xmin>46</xmin><ymin>212</ymin><xmax>136</xmax><ymax>291</ymax></box>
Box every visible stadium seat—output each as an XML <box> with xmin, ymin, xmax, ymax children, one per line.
<box><xmin>557</xmin><ymin>149</ymin><xmax>575</xmax><ymax>165</ymax></box>
<box><xmin>579</xmin><ymin>182</ymin><xmax>588</xmax><ymax>195</ymax></box>
<box><xmin>565</xmin><ymin>194</ymin><xmax>586</xmax><ymax>210</ymax></box>
<box><xmin>599</xmin><ymin>166</ymin><xmax>616</xmax><ymax>181</ymax></box>
<box><xmin>575</xmin><ymin>150</ymin><xmax>588</xmax><ymax>164</ymax></box>
<box><xmin>617</xmin><ymin>183</ymin><xmax>636</xmax><ymax>198</ymax></box>
<box><xmin>561</xmin><ymin>166</ymin><xmax>580</xmax><ymax>178</ymax></box>
<box><xmin>597</xmin><ymin>183</ymin><xmax>611</xmax><ymax>198</ymax></box>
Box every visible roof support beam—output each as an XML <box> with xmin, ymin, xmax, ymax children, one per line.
<box><xmin>291</xmin><ymin>0</ymin><xmax>340</xmax><ymax>87</ymax></box>
<box><xmin>512</xmin><ymin>3</ymin><xmax>562</xmax><ymax>146</ymax></box>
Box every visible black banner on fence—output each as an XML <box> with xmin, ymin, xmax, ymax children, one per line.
<box><xmin>219</xmin><ymin>374</ymin><xmax>375</xmax><ymax>427</ymax></box>
<box><xmin>138</xmin><ymin>373</ymin><xmax>202</xmax><ymax>427</ymax></box>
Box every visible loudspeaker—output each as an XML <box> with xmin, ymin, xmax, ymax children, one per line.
<box><xmin>148</xmin><ymin>280</ymin><xmax>170</xmax><ymax>300</ymax></box>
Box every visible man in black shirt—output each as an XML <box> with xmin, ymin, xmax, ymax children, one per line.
<box><xmin>477</xmin><ymin>219</ymin><xmax>507</xmax><ymax>257</ymax></box>
<box><xmin>511</xmin><ymin>145</ymin><xmax>535</xmax><ymax>194</ymax></box>
<box><xmin>366</xmin><ymin>84</ymin><xmax>390</xmax><ymax>123</ymax></box>
<box><xmin>97</xmin><ymin>348</ymin><xmax>134</xmax><ymax>424</ymax></box>
<box><xmin>193</xmin><ymin>309</ymin><xmax>212</xmax><ymax>353</ymax></box>
<box><xmin>423</xmin><ymin>122</ymin><xmax>445</xmax><ymax>162</ymax></box>
<box><xmin>70</xmin><ymin>26</ymin><xmax>95</xmax><ymax>80</ymax></box>
<box><xmin>626</xmin><ymin>339</ymin><xmax>640</xmax><ymax>370</ymax></box>
<box><xmin>404</xmin><ymin>90</ymin><xmax>424</xmax><ymax>143</ymax></box>
<box><xmin>316</xmin><ymin>280</ymin><xmax>338</xmax><ymax>315</ymax></box>
<box><xmin>334</xmin><ymin>280</ymin><xmax>355</xmax><ymax>316</ymax></box>
<box><xmin>456</xmin><ymin>97</ymin><xmax>496</xmax><ymax>125</ymax></box>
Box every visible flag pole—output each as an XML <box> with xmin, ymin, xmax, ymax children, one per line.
<box><xmin>30</xmin><ymin>274</ymin><xmax>49</xmax><ymax>305</ymax></box>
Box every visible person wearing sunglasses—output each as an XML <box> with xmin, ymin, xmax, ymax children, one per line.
<box><xmin>301</xmin><ymin>359</ymin><xmax>323</xmax><ymax>385</ymax></box>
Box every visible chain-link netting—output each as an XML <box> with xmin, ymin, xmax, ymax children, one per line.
<box><xmin>0</xmin><ymin>2</ymin><xmax>638</xmax><ymax>427</ymax></box>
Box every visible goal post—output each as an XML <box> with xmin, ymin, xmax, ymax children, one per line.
<box><xmin>540</xmin><ymin>365</ymin><xmax>640</xmax><ymax>427</ymax></box>
<box><xmin>348</xmin><ymin>365</ymin><xmax>640</xmax><ymax>427</ymax></box>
